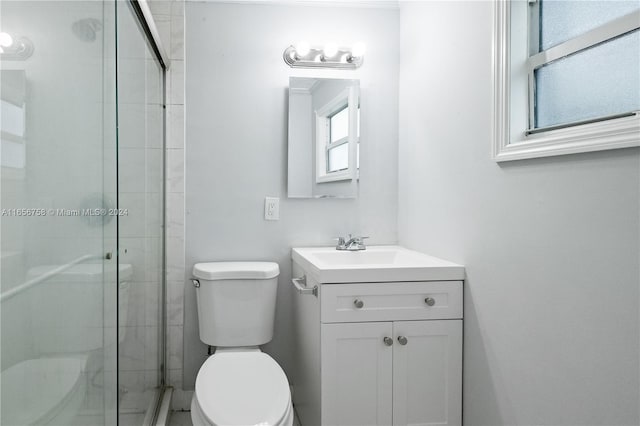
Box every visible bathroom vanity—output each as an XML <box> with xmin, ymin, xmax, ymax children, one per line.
<box><xmin>290</xmin><ymin>246</ymin><xmax>464</xmax><ymax>426</ymax></box>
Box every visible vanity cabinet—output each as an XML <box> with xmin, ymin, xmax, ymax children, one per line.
<box><xmin>290</xmin><ymin>261</ymin><xmax>463</xmax><ymax>426</ymax></box>
<box><xmin>322</xmin><ymin>320</ymin><xmax>462</xmax><ymax>426</ymax></box>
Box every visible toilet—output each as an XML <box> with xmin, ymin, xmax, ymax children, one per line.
<box><xmin>0</xmin><ymin>356</ymin><xmax>88</xmax><ymax>425</ymax></box>
<box><xmin>191</xmin><ymin>261</ymin><xmax>293</xmax><ymax>426</ymax></box>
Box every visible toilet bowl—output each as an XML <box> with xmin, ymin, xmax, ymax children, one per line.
<box><xmin>191</xmin><ymin>262</ymin><xmax>293</xmax><ymax>426</ymax></box>
<box><xmin>0</xmin><ymin>356</ymin><xmax>88</xmax><ymax>425</ymax></box>
<box><xmin>191</xmin><ymin>350</ymin><xmax>293</xmax><ymax>426</ymax></box>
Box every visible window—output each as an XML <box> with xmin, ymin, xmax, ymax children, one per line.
<box><xmin>327</xmin><ymin>105</ymin><xmax>349</xmax><ymax>172</ymax></box>
<box><xmin>1</xmin><ymin>70</ymin><xmax>27</xmax><ymax>175</ymax></box>
<box><xmin>493</xmin><ymin>0</ymin><xmax>640</xmax><ymax>161</ymax></box>
<box><xmin>315</xmin><ymin>86</ymin><xmax>360</xmax><ymax>183</ymax></box>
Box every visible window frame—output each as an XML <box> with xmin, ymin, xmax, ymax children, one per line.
<box><xmin>315</xmin><ymin>86</ymin><xmax>359</xmax><ymax>183</ymax></box>
<box><xmin>493</xmin><ymin>0</ymin><xmax>640</xmax><ymax>162</ymax></box>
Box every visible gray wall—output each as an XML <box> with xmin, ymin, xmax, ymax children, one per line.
<box><xmin>184</xmin><ymin>2</ymin><xmax>399</xmax><ymax>388</ymax></box>
<box><xmin>398</xmin><ymin>2</ymin><xmax>639</xmax><ymax>425</ymax></box>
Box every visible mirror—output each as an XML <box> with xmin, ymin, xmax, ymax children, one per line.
<box><xmin>288</xmin><ymin>77</ymin><xmax>360</xmax><ymax>198</ymax></box>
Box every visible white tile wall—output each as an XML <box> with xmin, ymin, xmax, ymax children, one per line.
<box><xmin>149</xmin><ymin>0</ymin><xmax>186</xmax><ymax>404</ymax></box>
<box><xmin>167</xmin><ymin>237</ymin><xmax>185</xmax><ymax>281</ymax></box>
<box><xmin>167</xmin><ymin>149</ymin><xmax>185</xmax><ymax>193</ymax></box>
<box><xmin>168</xmin><ymin>105</ymin><xmax>185</xmax><ymax>149</ymax></box>
<box><xmin>167</xmin><ymin>193</ymin><xmax>185</xmax><ymax>237</ymax></box>
<box><xmin>170</xmin><ymin>15</ymin><xmax>185</xmax><ymax>60</ymax></box>
<box><xmin>168</xmin><ymin>411</ymin><xmax>192</xmax><ymax>426</ymax></box>
<box><xmin>168</xmin><ymin>61</ymin><xmax>185</xmax><ymax>105</ymax></box>
<box><xmin>171</xmin><ymin>389</ymin><xmax>194</xmax><ymax>412</ymax></box>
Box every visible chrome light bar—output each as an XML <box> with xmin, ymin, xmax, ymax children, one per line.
<box><xmin>283</xmin><ymin>44</ymin><xmax>364</xmax><ymax>69</ymax></box>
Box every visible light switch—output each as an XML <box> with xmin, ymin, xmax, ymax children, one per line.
<box><xmin>264</xmin><ymin>197</ymin><xmax>279</xmax><ymax>220</ymax></box>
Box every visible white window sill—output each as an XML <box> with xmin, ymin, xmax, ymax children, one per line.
<box><xmin>493</xmin><ymin>112</ymin><xmax>640</xmax><ymax>162</ymax></box>
<box><xmin>316</xmin><ymin>170</ymin><xmax>352</xmax><ymax>184</ymax></box>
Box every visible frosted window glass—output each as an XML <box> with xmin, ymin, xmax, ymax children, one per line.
<box><xmin>328</xmin><ymin>143</ymin><xmax>348</xmax><ymax>172</ymax></box>
<box><xmin>535</xmin><ymin>30</ymin><xmax>640</xmax><ymax>128</ymax></box>
<box><xmin>540</xmin><ymin>0</ymin><xmax>639</xmax><ymax>51</ymax></box>
<box><xmin>330</xmin><ymin>106</ymin><xmax>349</xmax><ymax>143</ymax></box>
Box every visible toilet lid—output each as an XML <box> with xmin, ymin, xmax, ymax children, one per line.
<box><xmin>195</xmin><ymin>352</ymin><xmax>290</xmax><ymax>426</ymax></box>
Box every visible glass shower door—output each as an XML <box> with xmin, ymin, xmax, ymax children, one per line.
<box><xmin>116</xmin><ymin>1</ymin><xmax>166</xmax><ymax>424</ymax></box>
<box><xmin>0</xmin><ymin>1</ymin><xmax>119</xmax><ymax>425</ymax></box>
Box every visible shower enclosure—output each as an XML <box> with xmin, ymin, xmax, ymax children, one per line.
<box><xmin>0</xmin><ymin>1</ymin><xmax>168</xmax><ymax>424</ymax></box>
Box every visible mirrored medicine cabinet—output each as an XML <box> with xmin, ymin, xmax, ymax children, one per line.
<box><xmin>287</xmin><ymin>77</ymin><xmax>360</xmax><ymax>199</ymax></box>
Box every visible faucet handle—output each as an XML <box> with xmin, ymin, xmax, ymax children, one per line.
<box><xmin>335</xmin><ymin>235</ymin><xmax>369</xmax><ymax>250</ymax></box>
<box><xmin>351</xmin><ymin>236</ymin><xmax>369</xmax><ymax>250</ymax></box>
<box><xmin>335</xmin><ymin>236</ymin><xmax>347</xmax><ymax>250</ymax></box>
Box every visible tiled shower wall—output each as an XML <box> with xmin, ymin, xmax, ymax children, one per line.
<box><xmin>148</xmin><ymin>0</ymin><xmax>186</xmax><ymax>405</ymax></box>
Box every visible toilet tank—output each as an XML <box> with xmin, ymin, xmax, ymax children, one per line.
<box><xmin>192</xmin><ymin>262</ymin><xmax>280</xmax><ymax>347</ymax></box>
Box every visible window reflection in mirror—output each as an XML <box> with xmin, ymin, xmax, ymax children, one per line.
<box><xmin>1</xmin><ymin>70</ymin><xmax>27</xmax><ymax>179</ymax></box>
<box><xmin>287</xmin><ymin>77</ymin><xmax>360</xmax><ymax>199</ymax></box>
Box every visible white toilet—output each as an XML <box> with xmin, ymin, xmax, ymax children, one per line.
<box><xmin>191</xmin><ymin>261</ymin><xmax>293</xmax><ymax>426</ymax></box>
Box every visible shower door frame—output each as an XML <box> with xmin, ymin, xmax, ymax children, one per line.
<box><xmin>118</xmin><ymin>1</ymin><xmax>170</xmax><ymax>424</ymax></box>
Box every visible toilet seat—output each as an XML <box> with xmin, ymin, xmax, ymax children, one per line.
<box><xmin>194</xmin><ymin>351</ymin><xmax>292</xmax><ymax>426</ymax></box>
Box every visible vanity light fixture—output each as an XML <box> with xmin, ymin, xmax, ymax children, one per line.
<box><xmin>0</xmin><ymin>32</ymin><xmax>34</xmax><ymax>60</ymax></box>
<box><xmin>283</xmin><ymin>41</ymin><xmax>365</xmax><ymax>69</ymax></box>
<box><xmin>0</xmin><ymin>32</ymin><xmax>14</xmax><ymax>50</ymax></box>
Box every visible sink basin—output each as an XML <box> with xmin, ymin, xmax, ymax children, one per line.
<box><xmin>292</xmin><ymin>245</ymin><xmax>464</xmax><ymax>283</ymax></box>
<box><xmin>310</xmin><ymin>250</ymin><xmax>400</xmax><ymax>266</ymax></box>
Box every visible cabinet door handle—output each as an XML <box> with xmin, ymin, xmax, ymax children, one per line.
<box><xmin>353</xmin><ymin>299</ymin><xmax>364</xmax><ymax>309</ymax></box>
<box><xmin>425</xmin><ymin>297</ymin><xmax>436</xmax><ymax>306</ymax></box>
<box><xmin>397</xmin><ymin>336</ymin><xmax>408</xmax><ymax>345</ymax></box>
<box><xmin>383</xmin><ymin>337</ymin><xmax>393</xmax><ymax>346</ymax></box>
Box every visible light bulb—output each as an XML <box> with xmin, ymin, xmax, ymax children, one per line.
<box><xmin>295</xmin><ymin>41</ymin><xmax>310</xmax><ymax>57</ymax></box>
<box><xmin>323</xmin><ymin>43</ymin><xmax>338</xmax><ymax>58</ymax></box>
<box><xmin>352</xmin><ymin>42</ymin><xmax>366</xmax><ymax>58</ymax></box>
<box><xmin>0</xmin><ymin>32</ymin><xmax>14</xmax><ymax>48</ymax></box>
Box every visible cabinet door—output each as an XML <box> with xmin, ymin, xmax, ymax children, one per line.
<box><xmin>392</xmin><ymin>320</ymin><xmax>462</xmax><ymax>426</ymax></box>
<box><xmin>321</xmin><ymin>322</ymin><xmax>393</xmax><ymax>426</ymax></box>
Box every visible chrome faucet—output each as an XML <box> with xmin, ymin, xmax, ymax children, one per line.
<box><xmin>336</xmin><ymin>234</ymin><xmax>369</xmax><ymax>251</ymax></box>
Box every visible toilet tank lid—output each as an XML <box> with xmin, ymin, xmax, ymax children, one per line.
<box><xmin>193</xmin><ymin>262</ymin><xmax>279</xmax><ymax>280</ymax></box>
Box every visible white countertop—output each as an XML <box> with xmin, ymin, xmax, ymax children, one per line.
<box><xmin>292</xmin><ymin>245</ymin><xmax>465</xmax><ymax>283</ymax></box>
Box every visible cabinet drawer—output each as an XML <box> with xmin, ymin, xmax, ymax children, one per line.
<box><xmin>321</xmin><ymin>281</ymin><xmax>462</xmax><ymax>323</ymax></box>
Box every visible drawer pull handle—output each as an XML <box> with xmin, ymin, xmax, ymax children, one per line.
<box><xmin>354</xmin><ymin>299</ymin><xmax>364</xmax><ymax>309</ymax></box>
<box><xmin>383</xmin><ymin>337</ymin><xmax>393</xmax><ymax>346</ymax></box>
<box><xmin>425</xmin><ymin>297</ymin><xmax>436</xmax><ymax>306</ymax></box>
<box><xmin>397</xmin><ymin>336</ymin><xmax>408</xmax><ymax>345</ymax></box>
